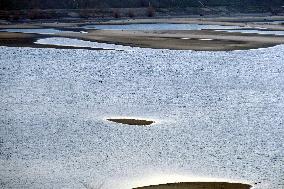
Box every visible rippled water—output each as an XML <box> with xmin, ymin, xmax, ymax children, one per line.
<box><xmin>0</xmin><ymin>43</ymin><xmax>283</xmax><ymax>189</ymax></box>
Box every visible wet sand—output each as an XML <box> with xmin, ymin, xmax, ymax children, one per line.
<box><xmin>62</xmin><ymin>29</ymin><xmax>284</xmax><ymax>51</ymax></box>
<box><xmin>134</xmin><ymin>182</ymin><xmax>252</xmax><ymax>189</ymax></box>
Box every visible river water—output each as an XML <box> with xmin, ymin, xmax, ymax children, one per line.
<box><xmin>0</xmin><ymin>38</ymin><xmax>283</xmax><ymax>189</ymax></box>
<box><xmin>83</xmin><ymin>23</ymin><xmax>284</xmax><ymax>36</ymax></box>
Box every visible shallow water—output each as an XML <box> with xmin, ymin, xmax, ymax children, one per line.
<box><xmin>83</xmin><ymin>23</ymin><xmax>284</xmax><ymax>36</ymax></box>
<box><xmin>0</xmin><ymin>43</ymin><xmax>283</xmax><ymax>189</ymax></box>
<box><xmin>253</xmin><ymin>20</ymin><xmax>284</xmax><ymax>25</ymax></box>
<box><xmin>0</xmin><ymin>28</ymin><xmax>81</xmax><ymax>35</ymax></box>
<box><xmin>216</xmin><ymin>29</ymin><xmax>284</xmax><ymax>36</ymax></box>
<box><xmin>83</xmin><ymin>23</ymin><xmax>243</xmax><ymax>30</ymax></box>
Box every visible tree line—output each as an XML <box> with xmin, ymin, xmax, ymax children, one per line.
<box><xmin>0</xmin><ymin>0</ymin><xmax>283</xmax><ymax>10</ymax></box>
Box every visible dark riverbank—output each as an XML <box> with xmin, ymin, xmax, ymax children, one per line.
<box><xmin>1</xmin><ymin>5</ymin><xmax>284</xmax><ymax>22</ymax></box>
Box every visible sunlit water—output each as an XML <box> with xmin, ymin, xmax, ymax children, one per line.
<box><xmin>35</xmin><ymin>37</ymin><xmax>140</xmax><ymax>50</ymax></box>
<box><xmin>35</xmin><ymin>37</ymin><xmax>216</xmax><ymax>50</ymax></box>
<box><xmin>0</xmin><ymin>40</ymin><xmax>283</xmax><ymax>189</ymax></box>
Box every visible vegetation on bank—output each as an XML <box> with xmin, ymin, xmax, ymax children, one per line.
<box><xmin>0</xmin><ymin>0</ymin><xmax>283</xmax><ymax>20</ymax></box>
<box><xmin>0</xmin><ymin>0</ymin><xmax>283</xmax><ymax>10</ymax></box>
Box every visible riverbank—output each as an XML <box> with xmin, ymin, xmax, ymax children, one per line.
<box><xmin>1</xmin><ymin>16</ymin><xmax>284</xmax><ymax>51</ymax></box>
<box><xmin>60</xmin><ymin>29</ymin><xmax>284</xmax><ymax>51</ymax></box>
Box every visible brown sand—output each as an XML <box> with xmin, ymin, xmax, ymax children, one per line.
<box><xmin>0</xmin><ymin>29</ymin><xmax>281</xmax><ymax>51</ymax></box>
<box><xmin>61</xmin><ymin>29</ymin><xmax>284</xmax><ymax>51</ymax></box>
<box><xmin>134</xmin><ymin>182</ymin><xmax>252</xmax><ymax>189</ymax></box>
<box><xmin>107</xmin><ymin>119</ymin><xmax>154</xmax><ymax>125</ymax></box>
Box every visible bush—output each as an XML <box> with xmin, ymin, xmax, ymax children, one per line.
<box><xmin>140</xmin><ymin>0</ymin><xmax>149</xmax><ymax>7</ymax></box>
<box><xmin>147</xmin><ymin>6</ymin><xmax>155</xmax><ymax>17</ymax></box>
<box><xmin>27</xmin><ymin>9</ymin><xmax>52</xmax><ymax>19</ymax></box>
<box><xmin>112</xmin><ymin>9</ymin><xmax>121</xmax><ymax>18</ymax></box>
<box><xmin>28</xmin><ymin>9</ymin><xmax>40</xmax><ymax>19</ymax></box>
<box><xmin>79</xmin><ymin>10</ymin><xmax>90</xmax><ymax>18</ymax></box>
<box><xmin>127</xmin><ymin>9</ymin><xmax>135</xmax><ymax>18</ymax></box>
<box><xmin>11</xmin><ymin>11</ymin><xmax>20</xmax><ymax>20</ymax></box>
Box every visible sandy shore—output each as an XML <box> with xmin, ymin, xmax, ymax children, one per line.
<box><xmin>134</xmin><ymin>182</ymin><xmax>252</xmax><ymax>189</ymax></box>
<box><xmin>0</xmin><ymin>16</ymin><xmax>284</xmax><ymax>50</ymax></box>
<box><xmin>61</xmin><ymin>29</ymin><xmax>284</xmax><ymax>51</ymax></box>
<box><xmin>2</xmin><ymin>29</ymin><xmax>283</xmax><ymax>51</ymax></box>
<box><xmin>0</xmin><ymin>32</ymin><xmax>110</xmax><ymax>50</ymax></box>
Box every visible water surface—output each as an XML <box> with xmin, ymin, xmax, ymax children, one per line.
<box><xmin>83</xmin><ymin>23</ymin><xmax>243</xmax><ymax>30</ymax></box>
<box><xmin>35</xmin><ymin>37</ymin><xmax>138</xmax><ymax>50</ymax></box>
<box><xmin>0</xmin><ymin>28</ymin><xmax>80</xmax><ymax>34</ymax></box>
<box><xmin>83</xmin><ymin>23</ymin><xmax>284</xmax><ymax>36</ymax></box>
<box><xmin>216</xmin><ymin>29</ymin><xmax>284</xmax><ymax>36</ymax></box>
<box><xmin>0</xmin><ymin>43</ymin><xmax>283</xmax><ymax>189</ymax></box>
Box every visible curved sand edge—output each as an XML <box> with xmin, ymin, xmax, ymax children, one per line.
<box><xmin>63</xmin><ymin>28</ymin><xmax>284</xmax><ymax>51</ymax></box>
<box><xmin>134</xmin><ymin>182</ymin><xmax>252</xmax><ymax>189</ymax></box>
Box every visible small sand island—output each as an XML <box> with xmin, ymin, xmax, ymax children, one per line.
<box><xmin>107</xmin><ymin>118</ymin><xmax>155</xmax><ymax>125</ymax></box>
<box><xmin>134</xmin><ymin>182</ymin><xmax>252</xmax><ymax>189</ymax></box>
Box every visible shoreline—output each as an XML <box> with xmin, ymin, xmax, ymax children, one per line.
<box><xmin>0</xmin><ymin>32</ymin><xmax>109</xmax><ymax>50</ymax></box>
<box><xmin>61</xmin><ymin>29</ymin><xmax>283</xmax><ymax>51</ymax></box>
<box><xmin>0</xmin><ymin>15</ymin><xmax>284</xmax><ymax>51</ymax></box>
